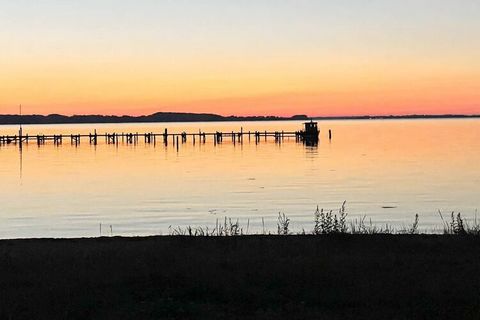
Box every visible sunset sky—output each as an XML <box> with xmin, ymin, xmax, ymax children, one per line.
<box><xmin>1</xmin><ymin>0</ymin><xmax>479</xmax><ymax>116</ymax></box>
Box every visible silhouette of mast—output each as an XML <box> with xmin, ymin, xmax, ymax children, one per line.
<box><xmin>19</xmin><ymin>104</ymin><xmax>23</xmax><ymax>181</ymax></box>
<box><xmin>19</xmin><ymin>104</ymin><xmax>23</xmax><ymax>146</ymax></box>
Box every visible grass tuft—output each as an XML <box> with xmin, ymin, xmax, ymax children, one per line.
<box><xmin>167</xmin><ymin>204</ymin><xmax>479</xmax><ymax>237</ymax></box>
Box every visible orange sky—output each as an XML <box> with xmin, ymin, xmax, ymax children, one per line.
<box><xmin>1</xmin><ymin>1</ymin><xmax>479</xmax><ymax>116</ymax></box>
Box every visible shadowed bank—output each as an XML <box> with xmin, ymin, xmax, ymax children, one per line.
<box><xmin>1</xmin><ymin>235</ymin><xmax>480</xmax><ymax>319</ymax></box>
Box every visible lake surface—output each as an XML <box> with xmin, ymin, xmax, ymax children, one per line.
<box><xmin>1</xmin><ymin>119</ymin><xmax>479</xmax><ymax>238</ymax></box>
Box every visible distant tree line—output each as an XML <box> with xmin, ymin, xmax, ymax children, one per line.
<box><xmin>0</xmin><ymin>112</ymin><xmax>309</xmax><ymax>125</ymax></box>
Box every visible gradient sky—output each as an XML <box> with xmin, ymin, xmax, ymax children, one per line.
<box><xmin>1</xmin><ymin>0</ymin><xmax>480</xmax><ymax>116</ymax></box>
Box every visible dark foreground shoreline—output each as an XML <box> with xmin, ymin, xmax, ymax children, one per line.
<box><xmin>1</xmin><ymin>235</ymin><xmax>480</xmax><ymax>319</ymax></box>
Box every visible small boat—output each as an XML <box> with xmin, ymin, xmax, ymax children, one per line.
<box><xmin>299</xmin><ymin>120</ymin><xmax>319</xmax><ymax>143</ymax></box>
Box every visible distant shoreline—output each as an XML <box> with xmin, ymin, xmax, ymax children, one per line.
<box><xmin>0</xmin><ymin>112</ymin><xmax>479</xmax><ymax>125</ymax></box>
<box><xmin>0</xmin><ymin>112</ymin><xmax>307</xmax><ymax>125</ymax></box>
<box><xmin>314</xmin><ymin>114</ymin><xmax>480</xmax><ymax>121</ymax></box>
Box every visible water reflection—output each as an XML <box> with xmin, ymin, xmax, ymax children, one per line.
<box><xmin>304</xmin><ymin>143</ymin><xmax>319</xmax><ymax>159</ymax></box>
<box><xmin>19</xmin><ymin>141</ymin><xmax>23</xmax><ymax>182</ymax></box>
<box><xmin>0</xmin><ymin>119</ymin><xmax>479</xmax><ymax>238</ymax></box>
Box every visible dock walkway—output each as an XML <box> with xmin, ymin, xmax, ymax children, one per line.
<box><xmin>0</xmin><ymin>122</ymin><xmax>326</xmax><ymax>147</ymax></box>
<box><xmin>0</xmin><ymin>130</ymin><xmax>309</xmax><ymax>146</ymax></box>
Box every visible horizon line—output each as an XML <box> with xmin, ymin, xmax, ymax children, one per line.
<box><xmin>1</xmin><ymin>111</ymin><xmax>480</xmax><ymax>118</ymax></box>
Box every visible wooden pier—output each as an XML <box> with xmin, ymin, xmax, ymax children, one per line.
<box><xmin>0</xmin><ymin>122</ymin><xmax>326</xmax><ymax>148</ymax></box>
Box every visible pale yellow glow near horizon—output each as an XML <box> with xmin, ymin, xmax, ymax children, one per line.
<box><xmin>2</xmin><ymin>55</ymin><xmax>479</xmax><ymax>116</ymax></box>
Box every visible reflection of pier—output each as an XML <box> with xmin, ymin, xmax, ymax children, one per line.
<box><xmin>0</xmin><ymin>122</ymin><xmax>326</xmax><ymax>147</ymax></box>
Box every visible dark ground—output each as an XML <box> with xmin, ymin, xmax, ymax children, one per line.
<box><xmin>1</xmin><ymin>235</ymin><xmax>480</xmax><ymax>319</ymax></box>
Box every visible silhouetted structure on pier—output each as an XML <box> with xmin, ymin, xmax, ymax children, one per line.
<box><xmin>298</xmin><ymin>120</ymin><xmax>320</xmax><ymax>145</ymax></box>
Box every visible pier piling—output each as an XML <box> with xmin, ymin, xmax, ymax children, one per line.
<box><xmin>1</xmin><ymin>125</ymin><xmax>320</xmax><ymax>148</ymax></box>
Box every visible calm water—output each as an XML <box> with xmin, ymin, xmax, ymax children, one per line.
<box><xmin>1</xmin><ymin>119</ymin><xmax>479</xmax><ymax>238</ymax></box>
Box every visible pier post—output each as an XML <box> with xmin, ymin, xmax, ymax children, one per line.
<box><xmin>19</xmin><ymin>126</ymin><xmax>23</xmax><ymax>149</ymax></box>
<box><xmin>5</xmin><ymin>126</ymin><xmax>310</xmax><ymax>148</ymax></box>
<box><xmin>54</xmin><ymin>135</ymin><xmax>62</xmax><ymax>146</ymax></box>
